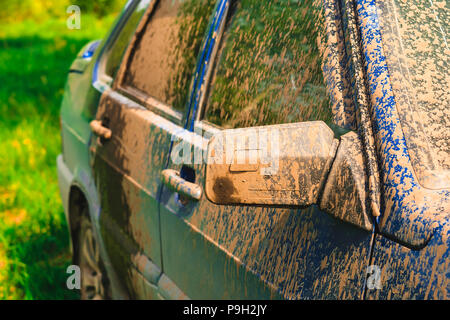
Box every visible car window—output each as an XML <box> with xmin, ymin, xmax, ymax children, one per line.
<box><xmin>122</xmin><ymin>0</ymin><xmax>216</xmax><ymax>112</ymax></box>
<box><xmin>104</xmin><ymin>0</ymin><xmax>150</xmax><ymax>79</ymax></box>
<box><xmin>203</xmin><ymin>0</ymin><xmax>332</xmax><ymax>129</ymax></box>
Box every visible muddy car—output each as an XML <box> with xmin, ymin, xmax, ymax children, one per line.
<box><xmin>57</xmin><ymin>0</ymin><xmax>449</xmax><ymax>299</ymax></box>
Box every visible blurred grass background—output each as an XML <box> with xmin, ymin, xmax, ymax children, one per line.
<box><xmin>0</xmin><ymin>0</ymin><xmax>126</xmax><ymax>299</ymax></box>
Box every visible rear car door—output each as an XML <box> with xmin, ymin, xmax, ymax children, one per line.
<box><xmin>89</xmin><ymin>0</ymin><xmax>217</xmax><ymax>298</ymax></box>
<box><xmin>159</xmin><ymin>0</ymin><xmax>375</xmax><ymax>299</ymax></box>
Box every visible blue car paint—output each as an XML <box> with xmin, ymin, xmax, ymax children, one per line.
<box><xmin>188</xmin><ymin>0</ymin><xmax>229</xmax><ymax>132</ymax></box>
<box><xmin>356</xmin><ymin>0</ymin><xmax>450</xmax><ymax>247</ymax></box>
<box><xmin>82</xmin><ymin>40</ymin><xmax>101</xmax><ymax>59</ymax></box>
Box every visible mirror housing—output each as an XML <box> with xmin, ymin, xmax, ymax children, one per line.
<box><xmin>319</xmin><ymin>132</ymin><xmax>373</xmax><ymax>231</ymax></box>
<box><xmin>205</xmin><ymin>121</ymin><xmax>339</xmax><ymax>207</ymax></box>
<box><xmin>204</xmin><ymin>122</ymin><xmax>374</xmax><ymax>231</ymax></box>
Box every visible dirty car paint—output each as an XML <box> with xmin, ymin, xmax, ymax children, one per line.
<box><xmin>205</xmin><ymin>121</ymin><xmax>339</xmax><ymax>206</ymax></box>
<box><xmin>58</xmin><ymin>0</ymin><xmax>450</xmax><ymax>301</ymax></box>
<box><xmin>356</xmin><ymin>0</ymin><xmax>450</xmax><ymax>249</ymax></box>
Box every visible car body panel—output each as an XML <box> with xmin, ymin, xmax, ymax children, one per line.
<box><xmin>356</xmin><ymin>0</ymin><xmax>450</xmax><ymax>249</ymax></box>
<box><xmin>367</xmin><ymin>231</ymin><xmax>449</xmax><ymax>299</ymax></box>
<box><xmin>58</xmin><ymin>0</ymin><xmax>153</xmax><ymax>299</ymax></box>
<box><xmin>354</xmin><ymin>0</ymin><xmax>449</xmax><ymax>298</ymax></box>
<box><xmin>59</xmin><ymin>68</ymin><xmax>130</xmax><ymax>299</ymax></box>
<box><xmin>89</xmin><ymin>88</ymin><xmax>179</xmax><ymax>296</ymax></box>
<box><xmin>160</xmin><ymin>158</ymin><xmax>373</xmax><ymax>298</ymax></box>
<box><xmin>375</xmin><ymin>0</ymin><xmax>449</xmax><ymax>191</ymax></box>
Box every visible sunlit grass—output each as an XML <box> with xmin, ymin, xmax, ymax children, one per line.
<box><xmin>0</xmin><ymin>13</ymin><xmax>118</xmax><ymax>299</ymax></box>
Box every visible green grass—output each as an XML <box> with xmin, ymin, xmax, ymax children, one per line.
<box><xmin>0</xmin><ymin>14</ymin><xmax>118</xmax><ymax>299</ymax></box>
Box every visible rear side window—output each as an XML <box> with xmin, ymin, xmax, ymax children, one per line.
<box><xmin>104</xmin><ymin>1</ymin><xmax>150</xmax><ymax>79</ymax></box>
<box><xmin>122</xmin><ymin>0</ymin><xmax>216</xmax><ymax>111</ymax></box>
<box><xmin>203</xmin><ymin>0</ymin><xmax>331</xmax><ymax>129</ymax></box>
<box><xmin>99</xmin><ymin>0</ymin><xmax>150</xmax><ymax>82</ymax></box>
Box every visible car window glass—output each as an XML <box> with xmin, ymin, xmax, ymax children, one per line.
<box><xmin>203</xmin><ymin>0</ymin><xmax>332</xmax><ymax>129</ymax></box>
<box><xmin>122</xmin><ymin>0</ymin><xmax>216</xmax><ymax>111</ymax></box>
<box><xmin>105</xmin><ymin>0</ymin><xmax>150</xmax><ymax>79</ymax></box>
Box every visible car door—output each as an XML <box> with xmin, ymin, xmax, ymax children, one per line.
<box><xmin>158</xmin><ymin>0</ymin><xmax>375</xmax><ymax>299</ymax></box>
<box><xmin>89</xmin><ymin>0</ymin><xmax>217</xmax><ymax>298</ymax></box>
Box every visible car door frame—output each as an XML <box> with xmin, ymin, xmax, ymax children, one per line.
<box><xmin>91</xmin><ymin>0</ymin><xmax>230</xmax><ymax>299</ymax></box>
<box><xmin>89</xmin><ymin>0</ymin><xmax>194</xmax><ymax>299</ymax></box>
<box><xmin>80</xmin><ymin>0</ymin><xmax>153</xmax><ymax>300</ymax></box>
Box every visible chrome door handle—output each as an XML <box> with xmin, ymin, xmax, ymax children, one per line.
<box><xmin>90</xmin><ymin>120</ymin><xmax>112</xmax><ymax>140</ymax></box>
<box><xmin>161</xmin><ymin>169</ymin><xmax>202</xmax><ymax>201</ymax></box>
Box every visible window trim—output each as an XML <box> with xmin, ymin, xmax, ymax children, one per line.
<box><xmin>118</xmin><ymin>85</ymin><xmax>183</xmax><ymax>125</ymax></box>
<box><xmin>195</xmin><ymin>1</ymin><xmax>231</xmax><ymax>128</ymax></box>
<box><xmin>185</xmin><ymin>0</ymin><xmax>231</xmax><ymax>132</ymax></box>
<box><xmin>92</xmin><ymin>0</ymin><xmax>184</xmax><ymax>126</ymax></box>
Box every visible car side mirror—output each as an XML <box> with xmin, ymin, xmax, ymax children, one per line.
<box><xmin>205</xmin><ymin>121</ymin><xmax>339</xmax><ymax>207</ymax></box>
<box><xmin>204</xmin><ymin>121</ymin><xmax>373</xmax><ymax>231</ymax></box>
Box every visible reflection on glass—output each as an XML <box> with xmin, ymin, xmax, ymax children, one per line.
<box><xmin>124</xmin><ymin>0</ymin><xmax>216</xmax><ymax>111</ymax></box>
<box><xmin>205</xmin><ymin>0</ymin><xmax>331</xmax><ymax>129</ymax></box>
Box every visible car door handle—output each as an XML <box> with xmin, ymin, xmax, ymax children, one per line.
<box><xmin>90</xmin><ymin>120</ymin><xmax>112</xmax><ymax>140</ymax></box>
<box><xmin>161</xmin><ymin>169</ymin><xmax>202</xmax><ymax>201</ymax></box>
